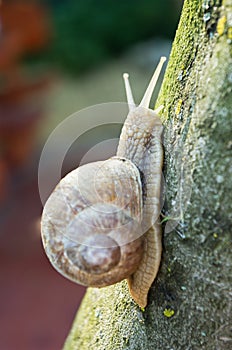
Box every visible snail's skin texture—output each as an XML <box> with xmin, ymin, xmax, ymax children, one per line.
<box><xmin>41</xmin><ymin>57</ymin><xmax>166</xmax><ymax>308</ymax></box>
<box><xmin>117</xmin><ymin>107</ymin><xmax>163</xmax><ymax>308</ymax></box>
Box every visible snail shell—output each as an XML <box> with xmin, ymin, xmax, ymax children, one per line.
<box><xmin>41</xmin><ymin>157</ymin><xmax>144</xmax><ymax>287</ymax></box>
<box><xmin>41</xmin><ymin>57</ymin><xmax>166</xmax><ymax>308</ymax></box>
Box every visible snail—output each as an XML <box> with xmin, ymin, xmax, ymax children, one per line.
<box><xmin>41</xmin><ymin>56</ymin><xmax>166</xmax><ymax>308</ymax></box>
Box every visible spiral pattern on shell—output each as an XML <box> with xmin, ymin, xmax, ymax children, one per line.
<box><xmin>41</xmin><ymin>157</ymin><xmax>145</xmax><ymax>287</ymax></box>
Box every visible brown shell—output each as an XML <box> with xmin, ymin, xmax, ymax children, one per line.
<box><xmin>41</xmin><ymin>157</ymin><xmax>144</xmax><ymax>287</ymax></box>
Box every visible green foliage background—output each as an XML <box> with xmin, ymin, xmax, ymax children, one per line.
<box><xmin>46</xmin><ymin>0</ymin><xmax>182</xmax><ymax>74</ymax></box>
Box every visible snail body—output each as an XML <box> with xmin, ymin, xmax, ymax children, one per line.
<box><xmin>41</xmin><ymin>57</ymin><xmax>166</xmax><ymax>308</ymax></box>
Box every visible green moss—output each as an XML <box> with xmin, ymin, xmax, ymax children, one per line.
<box><xmin>64</xmin><ymin>281</ymin><xmax>148</xmax><ymax>350</ymax></box>
<box><xmin>174</xmin><ymin>99</ymin><xmax>183</xmax><ymax>115</ymax></box>
<box><xmin>64</xmin><ymin>1</ymin><xmax>232</xmax><ymax>348</ymax></box>
<box><xmin>163</xmin><ymin>308</ymin><xmax>175</xmax><ymax>318</ymax></box>
<box><xmin>156</xmin><ymin>0</ymin><xmax>232</xmax><ymax>240</ymax></box>
<box><xmin>227</xmin><ymin>26</ymin><xmax>232</xmax><ymax>38</ymax></box>
<box><xmin>217</xmin><ymin>15</ymin><xmax>227</xmax><ymax>35</ymax></box>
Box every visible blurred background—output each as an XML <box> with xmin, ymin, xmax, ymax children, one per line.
<box><xmin>0</xmin><ymin>0</ymin><xmax>183</xmax><ymax>349</ymax></box>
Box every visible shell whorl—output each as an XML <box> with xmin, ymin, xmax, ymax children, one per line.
<box><xmin>41</xmin><ymin>157</ymin><xmax>144</xmax><ymax>287</ymax></box>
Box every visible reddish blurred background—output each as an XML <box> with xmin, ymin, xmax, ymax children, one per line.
<box><xmin>0</xmin><ymin>1</ymin><xmax>86</xmax><ymax>349</ymax></box>
<box><xmin>0</xmin><ymin>0</ymin><xmax>182</xmax><ymax>349</ymax></box>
